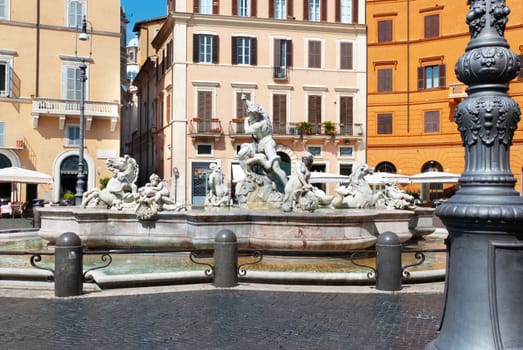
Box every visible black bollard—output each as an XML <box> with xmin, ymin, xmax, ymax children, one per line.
<box><xmin>54</xmin><ymin>232</ymin><xmax>83</xmax><ymax>297</ymax></box>
<box><xmin>376</xmin><ymin>231</ymin><xmax>402</xmax><ymax>291</ymax></box>
<box><xmin>213</xmin><ymin>229</ymin><xmax>238</xmax><ymax>288</ymax></box>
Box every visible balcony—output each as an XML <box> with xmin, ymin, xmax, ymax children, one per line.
<box><xmin>448</xmin><ymin>83</ymin><xmax>467</xmax><ymax>100</ymax></box>
<box><xmin>190</xmin><ymin>117</ymin><xmax>223</xmax><ymax>141</ymax></box>
<box><xmin>273</xmin><ymin>66</ymin><xmax>288</xmax><ymax>81</ymax></box>
<box><xmin>32</xmin><ymin>98</ymin><xmax>119</xmax><ymax>131</ymax></box>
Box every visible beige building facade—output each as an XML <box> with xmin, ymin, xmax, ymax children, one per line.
<box><xmin>0</xmin><ymin>0</ymin><xmax>123</xmax><ymax>203</ymax></box>
<box><xmin>126</xmin><ymin>0</ymin><xmax>367</xmax><ymax>205</ymax></box>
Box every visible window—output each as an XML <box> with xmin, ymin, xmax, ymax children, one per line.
<box><xmin>339</xmin><ymin>42</ymin><xmax>353</xmax><ymax>70</ymax></box>
<box><xmin>424</xmin><ymin>111</ymin><xmax>440</xmax><ymax>133</ymax></box>
<box><xmin>197</xmin><ymin>90</ymin><xmax>213</xmax><ymax>131</ymax></box>
<box><xmin>273</xmin><ymin>39</ymin><xmax>292</xmax><ymax>78</ymax></box>
<box><xmin>375</xmin><ymin>161</ymin><xmax>397</xmax><ymax>173</ymax></box>
<box><xmin>193</xmin><ymin>34</ymin><xmax>219</xmax><ymax>64</ymax></box>
<box><xmin>0</xmin><ymin>60</ymin><xmax>9</xmax><ymax>96</ymax></box>
<box><xmin>197</xmin><ymin>144</ymin><xmax>213</xmax><ymax>155</ymax></box>
<box><xmin>199</xmin><ymin>0</ymin><xmax>212</xmax><ymax>14</ymax></box>
<box><xmin>424</xmin><ymin>14</ymin><xmax>439</xmax><ymax>38</ymax></box>
<box><xmin>0</xmin><ymin>122</ymin><xmax>5</xmax><ymax>147</ymax></box>
<box><xmin>0</xmin><ymin>0</ymin><xmax>9</xmax><ymax>19</ymax></box>
<box><xmin>377</xmin><ymin>113</ymin><xmax>392</xmax><ymax>134</ymax></box>
<box><xmin>238</xmin><ymin>0</ymin><xmax>250</xmax><ymax>16</ymax></box>
<box><xmin>232</xmin><ymin>37</ymin><xmax>257</xmax><ymax>65</ymax></box>
<box><xmin>378</xmin><ymin>20</ymin><xmax>392</xmax><ymax>42</ymax></box>
<box><xmin>272</xmin><ymin>93</ymin><xmax>287</xmax><ymax>134</ymax></box>
<box><xmin>418</xmin><ymin>64</ymin><xmax>446</xmax><ymax>89</ymax></box>
<box><xmin>308</xmin><ymin>95</ymin><xmax>322</xmax><ymax>133</ymax></box>
<box><xmin>337</xmin><ymin>0</ymin><xmax>353</xmax><ymax>23</ymax></box>
<box><xmin>377</xmin><ymin>68</ymin><xmax>392</xmax><ymax>92</ymax></box>
<box><xmin>308</xmin><ymin>0</ymin><xmax>320</xmax><ymax>21</ymax></box>
<box><xmin>339</xmin><ymin>149</ymin><xmax>353</xmax><ymax>159</ymax></box>
<box><xmin>66</xmin><ymin>125</ymin><xmax>80</xmax><ymax>146</ymax></box>
<box><xmin>519</xmin><ymin>55</ymin><xmax>523</xmax><ymax>80</ymax></box>
<box><xmin>236</xmin><ymin>92</ymin><xmax>251</xmax><ymax>119</ymax></box>
<box><xmin>307</xmin><ymin>146</ymin><xmax>321</xmax><ymax>156</ymax></box>
<box><xmin>339</xmin><ymin>96</ymin><xmax>353</xmax><ymax>135</ymax></box>
<box><xmin>273</xmin><ymin>0</ymin><xmax>286</xmax><ymax>19</ymax></box>
<box><xmin>308</xmin><ymin>40</ymin><xmax>321</xmax><ymax>69</ymax></box>
<box><xmin>62</xmin><ymin>64</ymin><xmax>84</xmax><ymax>100</ymax></box>
<box><xmin>67</xmin><ymin>0</ymin><xmax>85</xmax><ymax>28</ymax></box>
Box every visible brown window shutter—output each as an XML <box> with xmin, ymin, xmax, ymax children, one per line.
<box><xmin>352</xmin><ymin>0</ymin><xmax>358</xmax><ymax>23</ymax></box>
<box><xmin>303</xmin><ymin>0</ymin><xmax>308</xmax><ymax>20</ymax></box>
<box><xmin>519</xmin><ymin>55</ymin><xmax>523</xmax><ymax>79</ymax></box>
<box><xmin>417</xmin><ymin>66</ymin><xmax>424</xmax><ymax>89</ymax></box>
<box><xmin>340</xmin><ymin>42</ymin><xmax>352</xmax><ymax>70</ymax></box>
<box><xmin>340</xmin><ymin>96</ymin><xmax>353</xmax><ymax>127</ymax></box>
<box><xmin>321</xmin><ymin>0</ymin><xmax>326</xmax><ymax>21</ymax></box>
<box><xmin>251</xmin><ymin>0</ymin><xmax>257</xmax><ymax>16</ymax></box>
<box><xmin>286</xmin><ymin>40</ymin><xmax>293</xmax><ymax>67</ymax></box>
<box><xmin>269</xmin><ymin>0</ymin><xmax>274</xmax><ymax>18</ymax></box>
<box><xmin>274</xmin><ymin>39</ymin><xmax>281</xmax><ymax>66</ymax></box>
<box><xmin>309</xmin><ymin>41</ymin><xmax>321</xmax><ymax>68</ymax></box>
<box><xmin>439</xmin><ymin>64</ymin><xmax>446</xmax><ymax>87</ymax></box>
<box><xmin>194</xmin><ymin>0</ymin><xmax>200</xmax><ymax>13</ymax></box>
<box><xmin>251</xmin><ymin>38</ymin><xmax>258</xmax><ymax>66</ymax></box>
<box><xmin>231</xmin><ymin>37</ymin><xmax>238</xmax><ymax>64</ymax></box>
<box><xmin>287</xmin><ymin>0</ymin><xmax>293</xmax><ymax>18</ymax></box>
<box><xmin>232</xmin><ymin>0</ymin><xmax>237</xmax><ymax>15</ymax></box>
<box><xmin>335</xmin><ymin>0</ymin><xmax>340</xmax><ymax>22</ymax></box>
<box><xmin>212</xmin><ymin>35</ymin><xmax>219</xmax><ymax>64</ymax></box>
<box><xmin>193</xmin><ymin>34</ymin><xmax>199</xmax><ymax>62</ymax></box>
<box><xmin>213</xmin><ymin>0</ymin><xmax>219</xmax><ymax>14</ymax></box>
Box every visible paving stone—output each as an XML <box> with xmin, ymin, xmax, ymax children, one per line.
<box><xmin>0</xmin><ymin>290</ymin><xmax>443</xmax><ymax>349</ymax></box>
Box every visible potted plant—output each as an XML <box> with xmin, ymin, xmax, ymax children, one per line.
<box><xmin>322</xmin><ymin>120</ymin><xmax>336</xmax><ymax>136</ymax></box>
<box><xmin>297</xmin><ymin>121</ymin><xmax>312</xmax><ymax>136</ymax></box>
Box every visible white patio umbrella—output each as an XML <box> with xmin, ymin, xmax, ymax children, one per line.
<box><xmin>409</xmin><ymin>171</ymin><xmax>461</xmax><ymax>183</ymax></box>
<box><xmin>364</xmin><ymin>172</ymin><xmax>411</xmax><ymax>185</ymax></box>
<box><xmin>0</xmin><ymin>167</ymin><xmax>53</xmax><ymax>184</ymax></box>
<box><xmin>309</xmin><ymin>171</ymin><xmax>351</xmax><ymax>184</ymax></box>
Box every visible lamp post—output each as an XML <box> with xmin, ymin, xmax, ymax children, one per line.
<box><xmin>74</xmin><ymin>16</ymin><xmax>92</xmax><ymax>206</ymax></box>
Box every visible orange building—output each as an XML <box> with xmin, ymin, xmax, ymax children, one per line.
<box><xmin>366</xmin><ymin>0</ymin><xmax>523</xmax><ymax>199</ymax></box>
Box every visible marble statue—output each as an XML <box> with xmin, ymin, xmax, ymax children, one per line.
<box><xmin>282</xmin><ymin>152</ymin><xmax>332</xmax><ymax>212</ymax></box>
<box><xmin>382</xmin><ymin>181</ymin><xmax>416</xmax><ymax>210</ymax></box>
<box><xmin>81</xmin><ymin>155</ymin><xmax>139</xmax><ymax>209</ymax></box>
<box><xmin>136</xmin><ymin>173</ymin><xmax>185</xmax><ymax>220</ymax></box>
<box><xmin>234</xmin><ymin>96</ymin><xmax>287</xmax><ymax>208</ymax></box>
<box><xmin>205</xmin><ymin>163</ymin><xmax>230</xmax><ymax>207</ymax></box>
<box><xmin>332</xmin><ymin>164</ymin><xmax>386</xmax><ymax>209</ymax></box>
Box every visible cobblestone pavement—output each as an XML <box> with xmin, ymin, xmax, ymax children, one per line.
<box><xmin>0</xmin><ymin>287</ymin><xmax>443</xmax><ymax>350</ymax></box>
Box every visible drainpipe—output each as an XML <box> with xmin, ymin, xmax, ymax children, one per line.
<box><xmin>35</xmin><ymin>0</ymin><xmax>41</xmax><ymax>97</ymax></box>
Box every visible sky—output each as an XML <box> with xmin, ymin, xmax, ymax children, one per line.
<box><xmin>121</xmin><ymin>0</ymin><xmax>167</xmax><ymax>42</ymax></box>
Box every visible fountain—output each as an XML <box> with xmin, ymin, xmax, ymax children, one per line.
<box><xmin>38</xmin><ymin>99</ymin><xmax>435</xmax><ymax>250</ymax></box>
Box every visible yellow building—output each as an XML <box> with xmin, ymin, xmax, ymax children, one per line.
<box><xmin>367</xmin><ymin>0</ymin><xmax>523</xmax><ymax>199</ymax></box>
<box><xmin>125</xmin><ymin>0</ymin><xmax>367</xmax><ymax>204</ymax></box>
<box><xmin>0</xmin><ymin>0</ymin><xmax>123</xmax><ymax>204</ymax></box>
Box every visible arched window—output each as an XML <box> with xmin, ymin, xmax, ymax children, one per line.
<box><xmin>0</xmin><ymin>153</ymin><xmax>12</xmax><ymax>168</ymax></box>
<box><xmin>421</xmin><ymin>160</ymin><xmax>443</xmax><ymax>173</ymax></box>
<box><xmin>375</xmin><ymin>161</ymin><xmax>397</xmax><ymax>173</ymax></box>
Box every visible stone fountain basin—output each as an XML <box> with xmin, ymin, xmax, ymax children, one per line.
<box><xmin>37</xmin><ymin>207</ymin><xmax>434</xmax><ymax>250</ymax></box>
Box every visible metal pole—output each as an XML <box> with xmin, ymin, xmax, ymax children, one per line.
<box><xmin>213</xmin><ymin>229</ymin><xmax>238</xmax><ymax>288</ymax></box>
<box><xmin>54</xmin><ymin>232</ymin><xmax>83</xmax><ymax>297</ymax></box>
<box><xmin>75</xmin><ymin>60</ymin><xmax>87</xmax><ymax>206</ymax></box>
<box><xmin>426</xmin><ymin>1</ymin><xmax>523</xmax><ymax>348</ymax></box>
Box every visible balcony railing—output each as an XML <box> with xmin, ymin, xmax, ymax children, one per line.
<box><xmin>273</xmin><ymin>66</ymin><xmax>288</xmax><ymax>80</ymax></box>
<box><xmin>190</xmin><ymin>118</ymin><xmax>223</xmax><ymax>140</ymax></box>
<box><xmin>32</xmin><ymin>98</ymin><xmax>119</xmax><ymax>131</ymax></box>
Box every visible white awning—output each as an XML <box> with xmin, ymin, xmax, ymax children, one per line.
<box><xmin>409</xmin><ymin>171</ymin><xmax>460</xmax><ymax>184</ymax></box>
<box><xmin>309</xmin><ymin>172</ymin><xmax>351</xmax><ymax>184</ymax></box>
<box><xmin>231</xmin><ymin>164</ymin><xmax>246</xmax><ymax>183</ymax></box>
<box><xmin>0</xmin><ymin>167</ymin><xmax>53</xmax><ymax>184</ymax></box>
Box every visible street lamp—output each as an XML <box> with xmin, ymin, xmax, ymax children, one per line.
<box><xmin>74</xmin><ymin>16</ymin><xmax>92</xmax><ymax>206</ymax></box>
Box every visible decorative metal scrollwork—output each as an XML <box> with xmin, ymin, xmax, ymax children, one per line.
<box><xmin>401</xmin><ymin>251</ymin><xmax>426</xmax><ymax>279</ymax></box>
<box><xmin>238</xmin><ymin>250</ymin><xmax>263</xmax><ymax>277</ymax></box>
<box><xmin>83</xmin><ymin>254</ymin><xmax>113</xmax><ymax>282</ymax></box>
<box><xmin>30</xmin><ymin>254</ymin><xmax>54</xmax><ymax>281</ymax></box>
<box><xmin>348</xmin><ymin>252</ymin><xmax>376</xmax><ymax>280</ymax></box>
<box><xmin>190</xmin><ymin>251</ymin><xmax>214</xmax><ymax>277</ymax></box>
